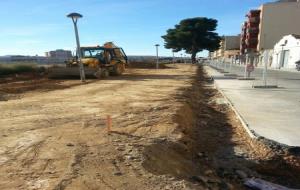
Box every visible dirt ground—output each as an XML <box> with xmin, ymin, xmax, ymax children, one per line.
<box><xmin>0</xmin><ymin>64</ymin><xmax>299</xmax><ymax>190</ymax></box>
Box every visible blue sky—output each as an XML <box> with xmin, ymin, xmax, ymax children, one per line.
<box><xmin>0</xmin><ymin>0</ymin><xmax>273</xmax><ymax>57</ymax></box>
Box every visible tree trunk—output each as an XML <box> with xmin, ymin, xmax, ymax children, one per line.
<box><xmin>191</xmin><ymin>52</ymin><xmax>197</xmax><ymax>64</ymax></box>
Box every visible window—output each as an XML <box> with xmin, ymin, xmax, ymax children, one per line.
<box><xmin>112</xmin><ymin>48</ymin><xmax>126</xmax><ymax>58</ymax></box>
<box><xmin>82</xmin><ymin>49</ymin><xmax>104</xmax><ymax>58</ymax></box>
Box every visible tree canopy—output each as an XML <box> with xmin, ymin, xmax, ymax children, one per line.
<box><xmin>162</xmin><ymin>17</ymin><xmax>221</xmax><ymax>63</ymax></box>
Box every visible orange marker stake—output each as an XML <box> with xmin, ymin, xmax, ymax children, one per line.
<box><xmin>106</xmin><ymin>115</ymin><xmax>112</xmax><ymax>133</ymax></box>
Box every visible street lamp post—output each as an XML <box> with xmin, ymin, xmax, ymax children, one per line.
<box><xmin>67</xmin><ymin>12</ymin><xmax>86</xmax><ymax>82</ymax></box>
<box><xmin>155</xmin><ymin>44</ymin><xmax>160</xmax><ymax>69</ymax></box>
<box><xmin>279</xmin><ymin>44</ymin><xmax>286</xmax><ymax>69</ymax></box>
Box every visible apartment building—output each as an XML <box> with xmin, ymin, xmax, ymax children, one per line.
<box><xmin>210</xmin><ymin>35</ymin><xmax>240</xmax><ymax>60</ymax></box>
<box><xmin>223</xmin><ymin>35</ymin><xmax>240</xmax><ymax>58</ymax></box>
<box><xmin>240</xmin><ymin>10</ymin><xmax>261</xmax><ymax>54</ymax></box>
<box><xmin>45</xmin><ymin>49</ymin><xmax>72</xmax><ymax>60</ymax></box>
<box><xmin>241</xmin><ymin>0</ymin><xmax>300</xmax><ymax>55</ymax></box>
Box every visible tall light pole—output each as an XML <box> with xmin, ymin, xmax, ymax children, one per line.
<box><xmin>155</xmin><ymin>44</ymin><xmax>160</xmax><ymax>69</ymax></box>
<box><xmin>67</xmin><ymin>12</ymin><xmax>85</xmax><ymax>82</ymax></box>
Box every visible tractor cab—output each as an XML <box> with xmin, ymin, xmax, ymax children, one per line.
<box><xmin>80</xmin><ymin>46</ymin><xmax>128</xmax><ymax>67</ymax></box>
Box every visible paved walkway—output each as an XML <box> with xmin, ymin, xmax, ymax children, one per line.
<box><xmin>205</xmin><ymin>65</ymin><xmax>300</xmax><ymax>147</ymax></box>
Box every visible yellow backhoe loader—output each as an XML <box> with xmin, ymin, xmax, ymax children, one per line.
<box><xmin>48</xmin><ymin>42</ymin><xmax>128</xmax><ymax>79</ymax></box>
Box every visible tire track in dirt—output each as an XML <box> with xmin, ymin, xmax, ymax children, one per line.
<box><xmin>53</xmin><ymin>143</ymin><xmax>88</xmax><ymax>190</ymax></box>
<box><xmin>20</xmin><ymin>140</ymin><xmax>45</xmax><ymax>167</ymax></box>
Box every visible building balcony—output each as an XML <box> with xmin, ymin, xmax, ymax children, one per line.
<box><xmin>246</xmin><ymin>33</ymin><xmax>258</xmax><ymax>39</ymax></box>
<box><xmin>248</xmin><ymin>17</ymin><xmax>260</xmax><ymax>23</ymax></box>
<box><xmin>246</xmin><ymin>38</ymin><xmax>258</xmax><ymax>45</ymax></box>
<box><xmin>246</xmin><ymin>22</ymin><xmax>259</xmax><ymax>28</ymax></box>
<box><xmin>247</xmin><ymin>10</ymin><xmax>261</xmax><ymax>17</ymax></box>
<box><xmin>246</xmin><ymin>27</ymin><xmax>259</xmax><ymax>34</ymax></box>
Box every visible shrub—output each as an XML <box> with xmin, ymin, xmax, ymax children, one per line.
<box><xmin>0</xmin><ymin>64</ymin><xmax>37</xmax><ymax>76</ymax></box>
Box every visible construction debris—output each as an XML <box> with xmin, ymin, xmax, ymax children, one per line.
<box><xmin>245</xmin><ymin>178</ymin><xmax>299</xmax><ymax>190</ymax></box>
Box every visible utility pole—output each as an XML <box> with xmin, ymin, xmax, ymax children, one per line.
<box><xmin>155</xmin><ymin>44</ymin><xmax>160</xmax><ymax>69</ymax></box>
<box><xmin>67</xmin><ymin>12</ymin><xmax>86</xmax><ymax>82</ymax></box>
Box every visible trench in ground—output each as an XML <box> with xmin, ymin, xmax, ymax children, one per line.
<box><xmin>141</xmin><ymin>66</ymin><xmax>300</xmax><ymax>189</ymax></box>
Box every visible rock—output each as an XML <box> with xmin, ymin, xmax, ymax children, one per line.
<box><xmin>66</xmin><ymin>143</ymin><xmax>74</xmax><ymax>147</ymax></box>
<box><xmin>233</xmin><ymin>147</ymin><xmax>246</xmax><ymax>158</ymax></box>
<box><xmin>288</xmin><ymin>147</ymin><xmax>300</xmax><ymax>156</ymax></box>
<box><xmin>191</xmin><ymin>175</ymin><xmax>208</xmax><ymax>184</ymax></box>
<box><xmin>207</xmin><ymin>178</ymin><xmax>221</xmax><ymax>184</ymax></box>
<box><xmin>235</xmin><ymin>170</ymin><xmax>247</xmax><ymax>179</ymax></box>
<box><xmin>113</xmin><ymin>171</ymin><xmax>122</xmax><ymax>176</ymax></box>
<box><xmin>153</xmin><ymin>138</ymin><xmax>167</xmax><ymax>143</ymax></box>
<box><xmin>197</xmin><ymin>152</ymin><xmax>205</xmax><ymax>158</ymax></box>
<box><xmin>116</xmin><ymin>147</ymin><xmax>125</xmax><ymax>151</ymax></box>
<box><xmin>125</xmin><ymin>155</ymin><xmax>136</xmax><ymax>160</ymax></box>
<box><xmin>204</xmin><ymin>170</ymin><xmax>214</xmax><ymax>176</ymax></box>
<box><xmin>244</xmin><ymin>178</ymin><xmax>293</xmax><ymax>190</ymax></box>
<box><xmin>215</xmin><ymin>98</ymin><xmax>228</xmax><ymax>105</ymax></box>
<box><xmin>218</xmin><ymin>181</ymin><xmax>230</xmax><ymax>190</ymax></box>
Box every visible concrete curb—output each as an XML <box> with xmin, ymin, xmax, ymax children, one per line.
<box><xmin>204</xmin><ymin>65</ymin><xmax>257</xmax><ymax>139</ymax></box>
<box><xmin>204</xmin><ymin>65</ymin><xmax>300</xmax><ymax>149</ymax></box>
<box><xmin>211</xmin><ymin>76</ymin><xmax>257</xmax><ymax>139</ymax></box>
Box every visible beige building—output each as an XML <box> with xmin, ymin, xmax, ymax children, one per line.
<box><xmin>258</xmin><ymin>0</ymin><xmax>300</xmax><ymax>51</ymax></box>
<box><xmin>241</xmin><ymin>0</ymin><xmax>300</xmax><ymax>54</ymax></box>
<box><xmin>211</xmin><ymin>35</ymin><xmax>240</xmax><ymax>59</ymax></box>
<box><xmin>224</xmin><ymin>36</ymin><xmax>240</xmax><ymax>51</ymax></box>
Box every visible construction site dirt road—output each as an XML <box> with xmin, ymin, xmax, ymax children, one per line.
<box><xmin>0</xmin><ymin>64</ymin><xmax>299</xmax><ymax>190</ymax></box>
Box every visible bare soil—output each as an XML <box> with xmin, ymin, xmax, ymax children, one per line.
<box><xmin>0</xmin><ymin>64</ymin><xmax>299</xmax><ymax>190</ymax></box>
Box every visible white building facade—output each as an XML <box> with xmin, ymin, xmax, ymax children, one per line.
<box><xmin>271</xmin><ymin>34</ymin><xmax>300</xmax><ymax>69</ymax></box>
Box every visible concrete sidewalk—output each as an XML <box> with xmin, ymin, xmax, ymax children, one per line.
<box><xmin>205</xmin><ymin>66</ymin><xmax>300</xmax><ymax>147</ymax></box>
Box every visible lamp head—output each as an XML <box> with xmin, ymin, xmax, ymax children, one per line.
<box><xmin>155</xmin><ymin>44</ymin><xmax>160</xmax><ymax>47</ymax></box>
<box><xmin>67</xmin><ymin>12</ymin><xmax>83</xmax><ymax>23</ymax></box>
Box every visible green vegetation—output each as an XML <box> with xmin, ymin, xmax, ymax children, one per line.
<box><xmin>162</xmin><ymin>17</ymin><xmax>221</xmax><ymax>63</ymax></box>
<box><xmin>0</xmin><ymin>63</ymin><xmax>39</xmax><ymax>76</ymax></box>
